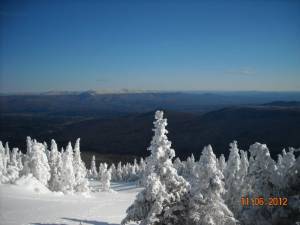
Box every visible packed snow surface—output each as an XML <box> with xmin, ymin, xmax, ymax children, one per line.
<box><xmin>0</xmin><ymin>180</ymin><xmax>140</xmax><ymax>225</ymax></box>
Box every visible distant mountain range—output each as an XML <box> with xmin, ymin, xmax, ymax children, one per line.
<box><xmin>1</xmin><ymin>91</ymin><xmax>300</xmax><ymax>116</ymax></box>
<box><xmin>1</xmin><ymin>92</ymin><xmax>300</xmax><ymax>161</ymax></box>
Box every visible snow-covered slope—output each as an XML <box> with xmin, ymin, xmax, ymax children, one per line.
<box><xmin>0</xmin><ymin>181</ymin><xmax>140</xmax><ymax>225</ymax></box>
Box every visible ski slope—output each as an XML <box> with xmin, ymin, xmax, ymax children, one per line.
<box><xmin>0</xmin><ymin>180</ymin><xmax>140</xmax><ymax>225</ymax></box>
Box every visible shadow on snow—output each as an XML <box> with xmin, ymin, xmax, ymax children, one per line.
<box><xmin>62</xmin><ymin>217</ymin><xmax>120</xmax><ymax>225</ymax></box>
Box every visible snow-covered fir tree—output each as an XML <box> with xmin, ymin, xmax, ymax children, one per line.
<box><xmin>0</xmin><ymin>141</ymin><xmax>8</xmax><ymax>183</ymax></box>
<box><xmin>109</xmin><ymin>163</ymin><xmax>117</xmax><ymax>181</ymax></box>
<box><xmin>73</xmin><ymin>138</ymin><xmax>89</xmax><ymax>192</ymax></box>
<box><xmin>21</xmin><ymin>136</ymin><xmax>33</xmax><ymax>176</ymax></box>
<box><xmin>28</xmin><ymin>142</ymin><xmax>51</xmax><ymax>186</ymax></box>
<box><xmin>99</xmin><ymin>163</ymin><xmax>112</xmax><ymax>191</ymax></box>
<box><xmin>116</xmin><ymin>161</ymin><xmax>123</xmax><ymax>181</ymax></box>
<box><xmin>218</xmin><ymin>154</ymin><xmax>227</xmax><ymax>174</ymax></box>
<box><xmin>122</xmin><ymin>110</ymin><xmax>190</xmax><ymax>225</ymax></box>
<box><xmin>17</xmin><ymin>151</ymin><xmax>23</xmax><ymax>171</ymax></box>
<box><xmin>182</xmin><ymin>154</ymin><xmax>196</xmax><ymax>182</ymax></box>
<box><xmin>60</xmin><ymin>142</ymin><xmax>76</xmax><ymax>193</ymax></box>
<box><xmin>239</xmin><ymin>143</ymin><xmax>277</xmax><ymax>225</ymax></box>
<box><xmin>5</xmin><ymin>142</ymin><xmax>10</xmax><ymax>165</ymax></box>
<box><xmin>189</xmin><ymin>145</ymin><xmax>237</xmax><ymax>225</ymax></box>
<box><xmin>9</xmin><ymin>147</ymin><xmax>19</xmax><ymax>168</ymax></box>
<box><xmin>275</xmin><ymin>148</ymin><xmax>296</xmax><ymax>190</ymax></box>
<box><xmin>48</xmin><ymin>139</ymin><xmax>61</xmax><ymax>191</ymax></box>
<box><xmin>173</xmin><ymin>157</ymin><xmax>183</xmax><ymax>175</ymax></box>
<box><xmin>90</xmin><ymin>155</ymin><xmax>98</xmax><ymax>179</ymax></box>
<box><xmin>224</xmin><ymin>141</ymin><xmax>242</xmax><ymax>216</ymax></box>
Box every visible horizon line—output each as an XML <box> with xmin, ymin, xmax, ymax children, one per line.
<box><xmin>1</xmin><ymin>89</ymin><xmax>300</xmax><ymax>96</ymax></box>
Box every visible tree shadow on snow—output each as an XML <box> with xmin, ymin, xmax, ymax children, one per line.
<box><xmin>62</xmin><ymin>217</ymin><xmax>120</xmax><ymax>225</ymax></box>
<box><xmin>110</xmin><ymin>182</ymin><xmax>139</xmax><ymax>192</ymax></box>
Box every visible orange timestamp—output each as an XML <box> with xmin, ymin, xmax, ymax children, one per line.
<box><xmin>241</xmin><ymin>196</ymin><xmax>288</xmax><ymax>207</ymax></box>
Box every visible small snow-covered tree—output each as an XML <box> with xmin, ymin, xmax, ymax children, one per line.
<box><xmin>0</xmin><ymin>141</ymin><xmax>8</xmax><ymax>183</ymax></box>
<box><xmin>247</xmin><ymin>143</ymin><xmax>276</xmax><ymax>198</ymax></box>
<box><xmin>4</xmin><ymin>147</ymin><xmax>21</xmax><ymax>183</ymax></box>
<box><xmin>182</xmin><ymin>154</ymin><xmax>196</xmax><ymax>182</ymax></box>
<box><xmin>238</xmin><ymin>150</ymin><xmax>249</xmax><ymax>183</ymax></box>
<box><xmin>21</xmin><ymin>136</ymin><xmax>33</xmax><ymax>176</ymax></box>
<box><xmin>50</xmin><ymin>151</ymin><xmax>63</xmax><ymax>192</ymax></box>
<box><xmin>128</xmin><ymin>162</ymin><xmax>138</xmax><ymax>181</ymax></box>
<box><xmin>218</xmin><ymin>154</ymin><xmax>227</xmax><ymax>174</ymax></box>
<box><xmin>5</xmin><ymin>142</ymin><xmax>10</xmax><ymax>165</ymax></box>
<box><xmin>48</xmin><ymin>139</ymin><xmax>60</xmax><ymax>191</ymax></box>
<box><xmin>28</xmin><ymin>142</ymin><xmax>51</xmax><ymax>186</ymax></box>
<box><xmin>99</xmin><ymin>163</ymin><xmax>107</xmax><ymax>180</ymax></box>
<box><xmin>17</xmin><ymin>151</ymin><xmax>23</xmax><ymax>171</ymax></box>
<box><xmin>240</xmin><ymin>143</ymin><xmax>277</xmax><ymax>225</ymax></box>
<box><xmin>49</xmin><ymin>139</ymin><xmax>58</xmax><ymax>169</ymax></box>
<box><xmin>43</xmin><ymin>141</ymin><xmax>50</xmax><ymax>160</ymax></box>
<box><xmin>122</xmin><ymin>163</ymin><xmax>130</xmax><ymax>181</ymax></box>
<box><xmin>60</xmin><ymin>142</ymin><xmax>75</xmax><ymax>193</ymax></box>
<box><xmin>116</xmin><ymin>162</ymin><xmax>123</xmax><ymax>181</ymax></box>
<box><xmin>269</xmin><ymin>149</ymin><xmax>299</xmax><ymax>225</ymax></box>
<box><xmin>73</xmin><ymin>138</ymin><xmax>89</xmax><ymax>192</ymax></box>
<box><xmin>173</xmin><ymin>157</ymin><xmax>183</xmax><ymax>175</ymax></box>
<box><xmin>109</xmin><ymin>163</ymin><xmax>117</xmax><ymax>181</ymax></box>
<box><xmin>10</xmin><ymin>148</ymin><xmax>19</xmax><ymax>167</ymax></box>
<box><xmin>90</xmin><ymin>155</ymin><xmax>98</xmax><ymax>179</ymax></box>
<box><xmin>275</xmin><ymin>148</ymin><xmax>296</xmax><ymax>190</ymax></box>
<box><xmin>188</xmin><ymin>145</ymin><xmax>236</xmax><ymax>225</ymax></box>
<box><xmin>26</xmin><ymin>136</ymin><xmax>33</xmax><ymax>155</ymax></box>
<box><xmin>139</xmin><ymin>158</ymin><xmax>146</xmax><ymax>174</ymax></box>
<box><xmin>224</xmin><ymin>141</ymin><xmax>242</xmax><ymax>215</ymax></box>
<box><xmin>99</xmin><ymin>163</ymin><xmax>111</xmax><ymax>191</ymax></box>
<box><xmin>122</xmin><ymin>110</ymin><xmax>190</xmax><ymax>225</ymax></box>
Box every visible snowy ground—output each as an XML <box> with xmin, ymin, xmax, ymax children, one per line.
<box><xmin>0</xmin><ymin>180</ymin><xmax>141</xmax><ymax>225</ymax></box>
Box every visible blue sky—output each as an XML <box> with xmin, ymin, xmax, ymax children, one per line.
<box><xmin>1</xmin><ymin>0</ymin><xmax>300</xmax><ymax>93</ymax></box>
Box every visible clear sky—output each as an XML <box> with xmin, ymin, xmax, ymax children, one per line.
<box><xmin>1</xmin><ymin>0</ymin><xmax>300</xmax><ymax>93</ymax></box>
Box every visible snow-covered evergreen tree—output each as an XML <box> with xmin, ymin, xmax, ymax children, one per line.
<box><xmin>238</xmin><ymin>150</ymin><xmax>249</xmax><ymax>183</ymax></box>
<box><xmin>99</xmin><ymin>163</ymin><xmax>107</xmax><ymax>180</ymax></box>
<box><xmin>116</xmin><ymin>161</ymin><xmax>123</xmax><ymax>181</ymax></box>
<box><xmin>109</xmin><ymin>163</ymin><xmax>117</xmax><ymax>181</ymax></box>
<box><xmin>90</xmin><ymin>155</ymin><xmax>98</xmax><ymax>179</ymax></box>
<box><xmin>269</xmin><ymin>149</ymin><xmax>299</xmax><ymax>225</ymax></box>
<box><xmin>48</xmin><ymin>139</ymin><xmax>61</xmax><ymax>191</ymax></box>
<box><xmin>73</xmin><ymin>138</ymin><xmax>89</xmax><ymax>192</ymax></box>
<box><xmin>99</xmin><ymin>163</ymin><xmax>111</xmax><ymax>191</ymax></box>
<box><xmin>240</xmin><ymin>143</ymin><xmax>277</xmax><ymax>225</ymax></box>
<box><xmin>189</xmin><ymin>145</ymin><xmax>236</xmax><ymax>225</ymax></box>
<box><xmin>26</xmin><ymin>136</ymin><xmax>32</xmax><ymax>155</ymax></box>
<box><xmin>128</xmin><ymin>162</ymin><xmax>138</xmax><ymax>181</ymax></box>
<box><xmin>247</xmin><ymin>143</ymin><xmax>276</xmax><ymax>198</ymax></box>
<box><xmin>28</xmin><ymin>142</ymin><xmax>51</xmax><ymax>186</ymax></box>
<box><xmin>122</xmin><ymin>110</ymin><xmax>190</xmax><ymax>225</ymax></box>
<box><xmin>218</xmin><ymin>154</ymin><xmax>227</xmax><ymax>174</ymax></box>
<box><xmin>50</xmin><ymin>151</ymin><xmax>63</xmax><ymax>192</ymax></box>
<box><xmin>224</xmin><ymin>141</ymin><xmax>242</xmax><ymax>215</ymax></box>
<box><xmin>5</xmin><ymin>142</ymin><xmax>10</xmax><ymax>165</ymax></box>
<box><xmin>21</xmin><ymin>136</ymin><xmax>33</xmax><ymax>176</ymax></box>
<box><xmin>0</xmin><ymin>141</ymin><xmax>8</xmax><ymax>183</ymax></box>
<box><xmin>4</xmin><ymin>147</ymin><xmax>21</xmax><ymax>183</ymax></box>
<box><xmin>17</xmin><ymin>151</ymin><xmax>23</xmax><ymax>171</ymax></box>
<box><xmin>275</xmin><ymin>148</ymin><xmax>296</xmax><ymax>190</ymax></box>
<box><xmin>43</xmin><ymin>141</ymin><xmax>50</xmax><ymax>160</ymax></box>
<box><xmin>60</xmin><ymin>142</ymin><xmax>75</xmax><ymax>193</ymax></box>
<box><xmin>173</xmin><ymin>157</ymin><xmax>183</xmax><ymax>175</ymax></box>
<box><xmin>10</xmin><ymin>148</ymin><xmax>19</xmax><ymax>167</ymax></box>
<box><xmin>182</xmin><ymin>154</ymin><xmax>196</xmax><ymax>182</ymax></box>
